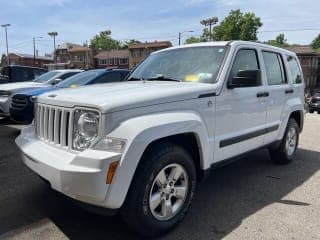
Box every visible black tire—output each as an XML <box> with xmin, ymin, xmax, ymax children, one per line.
<box><xmin>309</xmin><ymin>109</ymin><xmax>314</xmax><ymax>113</ymax></box>
<box><xmin>317</xmin><ymin>111</ymin><xmax>320</xmax><ymax>114</ymax></box>
<box><xmin>269</xmin><ymin>119</ymin><xmax>299</xmax><ymax>164</ymax></box>
<box><xmin>121</xmin><ymin>142</ymin><xmax>197</xmax><ymax>237</ymax></box>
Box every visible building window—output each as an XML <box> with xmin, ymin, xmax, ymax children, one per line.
<box><xmin>132</xmin><ymin>50</ymin><xmax>142</xmax><ymax>58</ymax></box>
<box><xmin>99</xmin><ymin>59</ymin><xmax>107</xmax><ymax>65</ymax></box>
<box><xmin>119</xmin><ymin>58</ymin><xmax>128</xmax><ymax>65</ymax></box>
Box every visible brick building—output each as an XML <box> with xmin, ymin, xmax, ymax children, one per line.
<box><xmin>94</xmin><ymin>50</ymin><xmax>129</xmax><ymax>69</ymax></box>
<box><xmin>285</xmin><ymin>45</ymin><xmax>320</xmax><ymax>93</ymax></box>
<box><xmin>68</xmin><ymin>45</ymin><xmax>94</xmax><ymax>69</ymax></box>
<box><xmin>128</xmin><ymin>41</ymin><xmax>172</xmax><ymax>69</ymax></box>
<box><xmin>4</xmin><ymin>53</ymin><xmax>53</xmax><ymax>69</ymax></box>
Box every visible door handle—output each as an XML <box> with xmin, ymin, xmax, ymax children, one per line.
<box><xmin>285</xmin><ymin>89</ymin><xmax>294</xmax><ymax>94</ymax></box>
<box><xmin>257</xmin><ymin>92</ymin><xmax>269</xmax><ymax>98</ymax></box>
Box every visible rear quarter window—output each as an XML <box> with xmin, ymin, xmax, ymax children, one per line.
<box><xmin>287</xmin><ymin>56</ymin><xmax>303</xmax><ymax>84</ymax></box>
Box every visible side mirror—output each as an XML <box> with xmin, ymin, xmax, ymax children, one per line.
<box><xmin>51</xmin><ymin>78</ymin><xmax>62</xmax><ymax>85</ymax></box>
<box><xmin>228</xmin><ymin>69</ymin><xmax>261</xmax><ymax>89</ymax></box>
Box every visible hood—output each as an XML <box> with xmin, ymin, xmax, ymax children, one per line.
<box><xmin>38</xmin><ymin>81</ymin><xmax>218</xmax><ymax>113</ymax></box>
<box><xmin>16</xmin><ymin>86</ymin><xmax>56</xmax><ymax>96</ymax></box>
<box><xmin>0</xmin><ymin>82</ymin><xmax>49</xmax><ymax>92</ymax></box>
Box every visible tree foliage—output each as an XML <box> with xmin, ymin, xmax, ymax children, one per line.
<box><xmin>90</xmin><ymin>31</ymin><xmax>121</xmax><ymax>51</ymax></box>
<box><xmin>265</xmin><ymin>34</ymin><xmax>289</xmax><ymax>47</ymax></box>
<box><xmin>90</xmin><ymin>31</ymin><xmax>141</xmax><ymax>50</ymax></box>
<box><xmin>185</xmin><ymin>9</ymin><xmax>263</xmax><ymax>44</ymax></box>
<box><xmin>212</xmin><ymin>10</ymin><xmax>262</xmax><ymax>41</ymax></box>
<box><xmin>311</xmin><ymin>34</ymin><xmax>320</xmax><ymax>49</ymax></box>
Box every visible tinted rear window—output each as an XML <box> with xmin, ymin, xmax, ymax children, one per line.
<box><xmin>287</xmin><ymin>56</ymin><xmax>302</xmax><ymax>84</ymax></box>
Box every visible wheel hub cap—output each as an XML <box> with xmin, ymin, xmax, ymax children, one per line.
<box><xmin>149</xmin><ymin>163</ymin><xmax>189</xmax><ymax>221</ymax></box>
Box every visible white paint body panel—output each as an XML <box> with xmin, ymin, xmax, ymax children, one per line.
<box><xmin>16</xmin><ymin>41</ymin><xmax>305</xmax><ymax>209</ymax></box>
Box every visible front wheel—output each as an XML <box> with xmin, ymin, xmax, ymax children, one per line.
<box><xmin>269</xmin><ymin>119</ymin><xmax>299</xmax><ymax>164</ymax></box>
<box><xmin>121</xmin><ymin>142</ymin><xmax>196</xmax><ymax>237</ymax></box>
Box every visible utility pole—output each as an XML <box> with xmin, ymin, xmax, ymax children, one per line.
<box><xmin>48</xmin><ymin>32</ymin><xmax>58</xmax><ymax>64</ymax></box>
<box><xmin>33</xmin><ymin>37</ymin><xmax>43</xmax><ymax>66</ymax></box>
<box><xmin>1</xmin><ymin>24</ymin><xmax>11</xmax><ymax>65</ymax></box>
<box><xmin>85</xmin><ymin>40</ymin><xmax>89</xmax><ymax>69</ymax></box>
<box><xmin>178</xmin><ymin>30</ymin><xmax>194</xmax><ymax>46</ymax></box>
<box><xmin>200</xmin><ymin>17</ymin><xmax>218</xmax><ymax>41</ymax></box>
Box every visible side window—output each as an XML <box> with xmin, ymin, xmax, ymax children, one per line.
<box><xmin>262</xmin><ymin>51</ymin><xmax>286</xmax><ymax>85</ymax></box>
<box><xmin>93</xmin><ymin>72</ymin><xmax>122</xmax><ymax>84</ymax></box>
<box><xmin>287</xmin><ymin>56</ymin><xmax>302</xmax><ymax>84</ymax></box>
<box><xmin>11</xmin><ymin>68</ymin><xmax>28</xmax><ymax>82</ymax></box>
<box><xmin>230</xmin><ymin>49</ymin><xmax>260</xmax><ymax>80</ymax></box>
<box><xmin>59</xmin><ymin>72</ymin><xmax>78</xmax><ymax>80</ymax></box>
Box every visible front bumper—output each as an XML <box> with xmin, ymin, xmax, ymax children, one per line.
<box><xmin>309</xmin><ymin>103</ymin><xmax>320</xmax><ymax>110</ymax></box>
<box><xmin>16</xmin><ymin>125</ymin><xmax>122</xmax><ymax>209</ymax></box>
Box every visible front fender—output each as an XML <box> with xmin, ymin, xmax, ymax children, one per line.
<box><xmin>104</xmin><ymin>111</ymin><xmax>210</xmax><ymax>209</ymax></box>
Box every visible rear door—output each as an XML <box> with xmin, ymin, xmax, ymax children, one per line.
<box><xmin>261</xmin><ymin>50</ymin><xmax>289</xmax><ymax>144</ymax></box>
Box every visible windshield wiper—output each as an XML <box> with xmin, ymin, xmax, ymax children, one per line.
<box><xmin>127</xmin><ymin>77</ymin><xmax>141</xmax><ymax>81</ymax></box>
<box><xmin>146</xmin><ymin>75</ymin><xmax>181</xmax><ymax>82</ymax></box>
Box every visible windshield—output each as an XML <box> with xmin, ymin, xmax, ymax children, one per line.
<box><xmin>33</xmin><ymin>71</ymin><xmax>61</xmax><ymax>83</ymax></box>
<box><xmin>56</xmin><ymin>70</ymin><xmax>103</xmax><ymax>88</ymax></box>
<box><xmin>129</xmin><ymin>46</ymin><xmax>227</xmax><ymax>83</ymax></box>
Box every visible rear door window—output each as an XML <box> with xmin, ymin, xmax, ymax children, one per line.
<box><xmin>262</xmin><ymin>51</ymin><xmax>286</xmax><ymax>85</ymax></box>
<box><xmin>287</xmin><ymin>56</ymin><xmax>303</xmax><ymax>84</ymax></box>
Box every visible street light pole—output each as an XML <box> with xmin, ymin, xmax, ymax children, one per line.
<box><xmin>48</xmin><ymin>32</ymin><xmax>58</xmax><ymax>64</ymax></box>
<box><xmin>33</xmin><ymin>37</ymin><xmax>43</xmax><ymax>66</ymax></box>
<box><xmin>178</xmin><ymin>30</ymin><xmax>194</xmax><ymax>46</ymax></box>
<box><xmin>1</xmin><ymin>24</ymin><xmax>11</xmax><ymax>65</ymax></box>
<box><xmin>200</xmin><ymin>17</ymin><xmax>219</xmax><ymax>41</ymax></box>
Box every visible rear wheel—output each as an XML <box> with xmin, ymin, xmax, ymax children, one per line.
<box><xmin>269</xmin><ymin>119</ymin><xmax>299</xmax><ymax>164</ymax></box>
<box><xmin>121</xmin><ymin>142</ymin><xmax>196</xmax><ymax>237</ymax></box>
<box><xmin>309</xmin><ymin>109</ymin><xmax>314</xmax><ymax>113</ymax></box>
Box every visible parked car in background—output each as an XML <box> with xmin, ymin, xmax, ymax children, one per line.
<box><xmin>10</xmin><ymin>69</ymin><xmax>130</xmax><ymax>123</ymax></box>
<box><xmin>0</xmin><ymin>65</ymin><xmax>46</xmax><ymax>84</ymax></box>
<box><xmin>16</xmin><ymin>41</ymin><xmax>304</xmax><ymax>236</ymax></box>
<box><xmin>309</xmin><ymin>91</ymin><xmax>320</xmax><ymax>113</ymax></box>
<box><xmin>0</xmin><ymin>69</ymin><xmax>82</xmax><ymax>118</ymax></box>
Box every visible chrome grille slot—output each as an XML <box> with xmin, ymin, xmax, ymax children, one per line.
<box><xmin>11</xmin><ymin>95</ymin><xmax>28</xmax><ymax>110</ymax></box>
<box><xmin>36</xmin><ymin>103</ymin><xmax>72</xmax><ymax>148</ymax></box>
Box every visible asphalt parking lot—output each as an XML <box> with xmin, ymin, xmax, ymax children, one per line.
<box><xmin>0</xmin><ymin>114</ymin><xmax>319</xmax><ymax>240</ymax></box>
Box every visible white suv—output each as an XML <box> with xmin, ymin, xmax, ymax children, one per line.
<box><xmin>16</xmin><ymin>41</ymin><xmax>305</xmax><ymax>236</ymax></box>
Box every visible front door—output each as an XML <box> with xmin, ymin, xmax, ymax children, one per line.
<box><xmin>214</xmin><ymin>47</ymin><xmax>268</xmax><ymax>162</ymax></box>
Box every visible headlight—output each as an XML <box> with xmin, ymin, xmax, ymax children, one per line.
<box><xmin>0</xmin><ymin>90</ymin><xmax>11</xmax><ymax>97</ymax></box>
<box><xmin>73</xmin><ymin>109</ymin><xmax>100</xmax><ymax>151</ymax></box>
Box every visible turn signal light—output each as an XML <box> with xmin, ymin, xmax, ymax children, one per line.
<box><xmin>106</xmin><ymin>161</ymin><xmax>119</xmax><ymax>184</ymax></box>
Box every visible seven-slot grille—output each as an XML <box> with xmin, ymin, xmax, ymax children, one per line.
<box><xmin>36</xmin><ymin>103</ymin><xmax>73</xmax><ymax>148</ymax></box>
<box><xmin>11</xmin><ymin>95</ymin><xmax>28</xmax><ymax>110</ymax></box>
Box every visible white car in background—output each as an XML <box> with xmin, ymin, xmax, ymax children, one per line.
<box><xmin>0</xmin><ymin>69</ymin><xmax>83</xmax><ymax>118</ymax></box>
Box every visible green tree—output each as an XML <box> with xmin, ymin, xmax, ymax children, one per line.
<box><xmin>185</xmin><ymin>36</ymin><xmax>203</xmax><ymax>44</ymax></box>
<box><xmin>121</xmin><ymin>39</ymin><xmax>141</xmax><ymax>49</ymax></box>
<box><xmin>265</xmin><ymin>33</ymin><xmax>289</xmax><ymax>47</ymax></box>
<box><xmin>185</xmin><ymin>9</ymin><xmax>262</xmax><ymax>44</ymax></box>
<box><xmin>311</xmin><ymin>34</ymin><xmax>320</xmax><ymax>49</ymax></box>
<box><xmin>90</xmin><ymin>31</ymin><xmax>122</xmax><ymax>51</ymax></box>
<box><xmin>212</xmin><ymin>9</ymin><xmax>262</xmax><ymax>41</ymax></box>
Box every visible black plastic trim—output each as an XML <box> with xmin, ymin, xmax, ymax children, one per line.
<box><xmin>198</xmin><ymin>92</ymin><xmax>216</xmax><ymax>98</ymax></box>
<box><xmin>220</xmin><ymin>124</ymin><xmax>279</xmax><ymax>148</ymax></box>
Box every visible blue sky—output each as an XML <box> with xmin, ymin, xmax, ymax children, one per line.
<box><xmin>0</xmin><ymin>0</ymin><xmax>320</xmax><ymax>56</ymax></box>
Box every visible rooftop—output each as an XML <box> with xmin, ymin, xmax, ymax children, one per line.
<box><xmin>94</xmin><ymin>50</ymin><xmax>129</xmax><ymax>59</ymax></box>
<box><xmin>129</xmin><ymin>41</ymin><xmax>172</xmax><ymax>49</ymax></box>
<box><xmin>10</xmin><ymin>53</ymin><xmax>53</xmax><ymax>61</ymax></box>
<box><xmin>284</xmin><ymin>45</ymin><xmax>318</xmax><ymax>55</ymax></box>
<box><xmin>68</xmin><ymin>46</ymin><xmax>91</xmax><ymax>52</ymax></box>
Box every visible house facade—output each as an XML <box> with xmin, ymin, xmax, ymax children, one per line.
<box><xmin>94</xmin><ymin>50</ymin><xmax>129</xmax><ymax>69</ymax></box>
<box><xmin>4</xmin><ymin>53</ymin><xmax>53</xmax><ymax>69</ymax></box>
<box><xmin>128</xmin><ymin>41</ymin><xmax>172</xmax><ymax>69</ymax></box>
<box><xmin>68</xmin><ymin>45</ymin><xmax>94</xmax><ymax>69</ymax></box>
